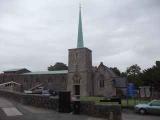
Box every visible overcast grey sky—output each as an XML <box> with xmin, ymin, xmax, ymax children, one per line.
<box><xmin>0</xmin><ymin>0</ymin><xmax>160</xmax><ymax>72</ymax></box>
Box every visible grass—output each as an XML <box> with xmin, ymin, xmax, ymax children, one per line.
<box><xmin>80</xmin><ymin>96</ymin><xmax>104</xmax><ymax>104</ymax></box>
<box><xmin>121</xmin><ymin>99</ymin><xmax>150</xmax><ymax>107</ymax></box>
<box><xmin>80</xmin><ymin>96</ymin><xmax>150</xmax><ymax>107</ymax></box>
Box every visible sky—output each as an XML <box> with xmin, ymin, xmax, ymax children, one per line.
<box><xmin>0</xmin><ymin>0</ymin><xmax>160</xmax><ymax>72</ymax></box>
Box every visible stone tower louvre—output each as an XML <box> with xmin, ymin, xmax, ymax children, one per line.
<box><xmin>67</xmin><ymin>6</ymin><xmax>93</xmax><ymax>96</ymax></box>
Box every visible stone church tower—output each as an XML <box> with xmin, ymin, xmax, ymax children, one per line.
<box><xmin>67</xmin><ymin>6</ymin><xmax>93</xmax><ymax>96</ymax></box>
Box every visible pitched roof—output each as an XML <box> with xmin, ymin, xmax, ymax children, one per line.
<box><xmin>23</xmin><ymin>70</ymin><xmax>68</xmax><ymax>75</ymax></box>
<box><xmin>113</xmin><ymin>77</ymin><xmax>127</xmax><ymax>88</ymax></box>
<box><xmin>97</xmin><ymin>62</ymin><xmax>117</xmax><ymax>77</ymax></box>
<box><xmin>3</xmin><ymin>68</ymin><xmax>29</xmax><ymax>72</ymax></box>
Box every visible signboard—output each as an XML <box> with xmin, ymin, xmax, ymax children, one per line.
<box><xmin>139</xmin><ymin>86</ymin><xmax>151</xmax><ymax>98</ymax></box>
<box><xmin>127</xmin><ymin>83</ymin><xmax>136</xmax><ymax>97</ymax></box>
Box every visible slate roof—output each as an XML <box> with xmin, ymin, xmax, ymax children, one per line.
<box><xmin>113</xmin><ymin>77</ymin><xmax>127</xmax><ymax>88</ymax></box>
<box><xmin>97</xmin><ymin>62</ymin><xmax>117</xmax><ymax>77</ymax></box>
<box><xmin>106</xmin><ymin>67</ymin><xmax>117</xmax><ymax>77</ymax></box>
<box><xmin>23</xmin><ymin>70</ymin><xmax>68</xmax><ymax>75</ymax></box>
<box><xmin>3</xmin><ymin>68</ymin><xmax>30</xmax><ymax>72</ymax></box>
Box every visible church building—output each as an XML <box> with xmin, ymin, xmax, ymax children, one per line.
<box><xmin>0</xmin><ymin>7</ymin><xmax>126</xmax><ymax>97</ymax></box>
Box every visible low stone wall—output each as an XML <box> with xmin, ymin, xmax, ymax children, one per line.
<box><xmin>80</xmin><ymin>101</ymin><xmax>122</xmax><ymax>120</ymax></box>
<box><xmin>0</xmin><ymin>90</ymin><xmax>58</xmax><ymax>110</ymax></box>
<box><xmin>22</xmin><ymin>95</ymin><xmax>58</xmax><ymax>110</ymax></box>
<box><xmin>0</xmin><ymin>90</ymin><xmax>121</xmax><ymax>120</ymax></box>
<box><xmin>0</xmin><ymin>90</ymin><xmax>23</xmax><ymax>102</ymax></box>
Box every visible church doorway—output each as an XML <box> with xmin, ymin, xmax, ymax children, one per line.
<box><xmin>74</xmin><ymin>85</ymin><xmax>80</xmax><ymax>95</ymax></box>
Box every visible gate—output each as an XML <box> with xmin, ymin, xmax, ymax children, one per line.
<box><xmin>58</xmin><ymin>91</ymin><xmax>71</xmax><ymax>113</ymax></box>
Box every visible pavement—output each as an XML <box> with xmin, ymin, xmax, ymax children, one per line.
<box><xmin>0</xmin><ymin>97</ymin><xmax>159</xmax><ymax>120</ymax></box>
<box><xmin>122</xmin><ymin>109</ymin><xmax>160</xmax><ymax>120</ymax></box>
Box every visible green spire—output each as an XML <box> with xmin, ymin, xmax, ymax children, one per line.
<box><xmin>77</xmin><ymin>4</ymin><xmax>84</xmax><ymax>48</ymax></box>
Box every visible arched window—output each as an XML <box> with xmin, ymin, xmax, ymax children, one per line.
<box><xmin>99</xmin><ymin>75</ymin><xmax>104</xmax><ymax>88</ymax></box>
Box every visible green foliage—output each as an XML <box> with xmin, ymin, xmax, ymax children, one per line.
<box><xmin>110</xmin><ymin>67</ymin><xmax>121</xmax><ymax>76</ymax></box>
<box><xmin>124</xmin><ymin>61</ymin><xmax>160</xmax><ymax>91</ymax></box>
<box><xmin>140</xmin><ymin>62</ymin><xmax>160</xmax><ymax>92</ymax></box>
<box><xmin>48</xmin><ymin>62</ymin><xmax>68</xmax><ymax>71</ymax></box>
<box><xmin>80</xmin><ymin>96</ymin><xmax>150</xmax><ymax>107</ymax></box>
<box><xmin>126</xmin><ymin>64</ymin><xmax>141</xmax><ymax>76</ymax></box>
<box><xmin>126</xmin><ymin>64</ymin><xmax>141</xmax><ymax>86</ymax></box>
<box><xmin>156</xmin><ymin>61</ymin><xmax>160</xmax><ymax>68</ymax></box>
<box><xmin>121</xmin><ymin>72</ymin><xmax>127</xmax><ymax>77</ymax></box>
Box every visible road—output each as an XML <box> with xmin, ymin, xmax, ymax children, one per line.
<box><xmin>123</xmin><ymin>109</ymin><xmax>160</xmax><ymax>120</ymax></box>
<box><xmin>0</xmin><ymin>97</ymin><xmax>159</xmax><ymax>120</ymax></box>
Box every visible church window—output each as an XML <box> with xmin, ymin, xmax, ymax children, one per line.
<box><xmin>74</xmin><ymin>85</ymin><xmax>80</xmax><ymax>95</ymax></box>
<box><xmin>100</xmin><ymin>79</ymin><xmax>104</xmax><ymax>88</ymax></box>
<box><xmin>99</xmin><ymin>75</ymin><xmax>105</xmax><ymax>88</ymax></box>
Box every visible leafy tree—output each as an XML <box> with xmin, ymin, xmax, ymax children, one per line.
<box><xmin>126</xmin><ymin>64</ymin><xmax>141</xmax><ymax>86</ymax></box>
<box><xmin>48</xmin><ymin>62</ymin><xmax>68</xmax><ymax>71</ymax></box>
<box><xmin>121</xmin><ymin>72</ymin><xmax>127</xmax><ymax>77</ymax></box>
<box><xmin>126</xmin><ymin>64</ymin><xmax>141</xmax><ymax>76</ymax></box>
<box><xmin>110</xmin><ymin>67</ymin><xmax>121</xmax><ymax>76</ymax></box>
<box><xmin>140</xmin><ymin>61</ymin><xmax>160</xmax><ymax>92</ymax></box>
<box><xmin>156</xmin><ymin>61</ymin><xmax>160</xmax><ymax>68</ymax></box>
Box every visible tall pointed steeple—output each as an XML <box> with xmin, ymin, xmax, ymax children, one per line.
<box><xmin>77</xmin><ymin>4</ymin><xmax>84</xmax><ymax>48</ymax></box>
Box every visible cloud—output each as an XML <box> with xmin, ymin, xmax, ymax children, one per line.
<box><xmin>0</xmin><ymin>0</ymin><xmax>160</xmax><ymax>72</ymax></box>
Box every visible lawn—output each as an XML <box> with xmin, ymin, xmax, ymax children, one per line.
<box><xmin>80</xmin><ymin>96</ymin><xmax>150</xmax><ymax>107</ymax></box>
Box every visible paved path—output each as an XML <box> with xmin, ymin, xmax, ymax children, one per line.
<box><xmin>0</xmin><ymin>97</ymin><xmax>159</xmax><ymax>120</ymax></box>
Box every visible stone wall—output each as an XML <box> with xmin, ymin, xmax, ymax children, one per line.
<box><xmin>93</xmin><ymin>63</ymin><xmax>117</xmax><ymax>97</ymax></box>
<box><xmin>68</xmin><ymin>48</ymin><xmax>93</xmax><ymax>96</ymax></box>
<box><xmin>80</xmin><ymin>101</ymin><xmax>122</xmax><ymax>120</ymax></box>
<box><xmin>0</xmin><ymin>90</ymin><xmax>121</xmax><ymax>120</ymax></box>
<box><xmin>0</xmin><ymin>90</ymin><xmax>58</xmax><ymax>110</ymax></box>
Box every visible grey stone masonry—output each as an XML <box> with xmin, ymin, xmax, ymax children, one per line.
<box><xmin>67</xmin><ymin>48</ymin><xmax>93</xmax><ymax>96</ymax></box>
<box><xmin>0</xmin><ymin>90</ymin><xmax>122</xmax><ymax>120</ymax></box>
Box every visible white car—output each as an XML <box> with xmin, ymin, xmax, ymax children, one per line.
<box><xmin>135</xmin><ymin>100</ymin><xmax>160</xmax><ymax>115</ymax></box>
<box><xmin>42</xmin><ymin>90</ymin><xmax>50</xmax><ymax>96</ymax></box>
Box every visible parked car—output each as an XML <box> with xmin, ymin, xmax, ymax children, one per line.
<box><xmin>42</xmin><ymin>89</ymin><xmax>50</xmax><ymax>96</ymax></box>
<box><xmin>135</xmin><ymin>100</ymin><xmax>160</xmax><ymax>115</ymax></box>
<box><xmin>49</xmin><ymin>89</ymin><xmax>58</xmax><ymax>96</ymax></box>
<box><xmin>24</xmin><ymin>90</ymin><xmax>32</xmax><ymax>94</ymax></box>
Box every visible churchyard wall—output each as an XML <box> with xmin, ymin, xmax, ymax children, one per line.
<box><xmin>0</xmin><ymin>90</ymin><xmax>121</xmax><ymax>120</ymax></box>
<box><xmin>80</xmin><ymin>101</ymin><xmax>121</xmax><ymax>120</ymax></box>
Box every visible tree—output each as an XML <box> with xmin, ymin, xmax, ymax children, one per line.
<box><xmin>126</xmin><ymin>64</ymin><xmax>141</xmax><ymax>86</ymax></box>
<box><xmin>48</xmin><ymin>62</ymin><xmax>68</xmax><ymax>71</ymax></box>
<box><xmin>140</xmin><ymin>61</ymin><xmax>160</xmax><ymax>92</ymax></box>
<box><xmin>156</xmin><ymin>61</ymin><xmax>160</xmax><ymax>68</ymax></box>
<box><xmin>121</xmin><ymin>72</ymin><xmax>127</xmax><ymax>77</ymax></box>
<box><xmin>126</xmin><ymin>64</ymin><xmax>141</xmax><ymax>76</ymax></box>
<box><xmin>110</xmin><ymin>67</ymin><xmax>121</xmax><ymax>76</ymax></box>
